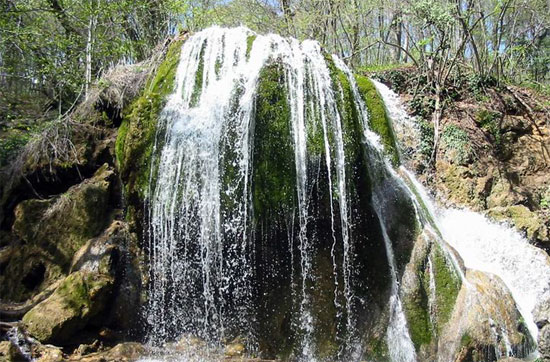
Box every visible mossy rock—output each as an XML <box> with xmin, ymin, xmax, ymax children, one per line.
<box><xmin>440</xmin><ymin>270</ymin><xmax>534</xmax><ymax>361</ymax></box>
<box><xmin>1</xmin><ymin>165</ymin><xmax>115</xmax><ymax>302</ymax></box>
<box><xmin>116</xmin><ymin>38</ymin><xmax>184</xmax><ymax>234</ymax></box>
<box><xmin>354</xmin><ymin>75</ymin><xmax>400</xmax><ymax>166</ymax></box>
<box><xmin>23</xmin><ymin>270</ymin><xmax>114</xmax><ymax>344</ymax></box>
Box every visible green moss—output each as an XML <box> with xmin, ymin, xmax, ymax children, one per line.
<box><xmin>431</xmin><ymin>244</ymin><xmax>461</xmax><ymax>333</ymax></box>
<box><xmin>116</xmin><ymin>38</ymin><xmax>183</xmax><ymax>205</ymax></box>
<box><xmin>354</xmin><ymin>75</ymin><xmax>400</xmax><ymax>166</ymax></box>
<box><xmin>460</xmin><ymin>332</ymin><xmax>473</xmax><ymax>347</ymax></box>
<box><xmin>23</xmin><ymin>271</ymin><xmax>113</xmax><ymax>343</ymax></box>
<box><xmin>246</xmin><ymin>35</ymin><xmax>257</xmax><ymax>59</ymax></box>
<box><xmin>365</xmin><ymin>336</ymin><xmax>390</xmax><ymax>361</ymax></box>
<box><xmin>251</xmin><ymin>62</ymin><xmax>295</xmax><ymax>221</ymax></box>
<box><xmin>403</xmin><ymin>285</ymin><xmax>433</xmax><ymax>350</ymax></box>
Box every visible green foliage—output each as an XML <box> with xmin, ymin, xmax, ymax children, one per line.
<box><xmin>409</xmin><ymin>96</ymin><xmax>435</xmax><ymax>119</ymax></box>
<box><xmin>410</xmin><ymin>0</ymin><xmax>454</xmax><ymax>33</ymax></box>
<box><xmin>540</xmin><ymin>187</ymin><xmax>550</xmax><ymax>210</ymax></box>
<box><xmin>418</xmin><ymin>118</ymin><xmax>435</xmax><ymax>167</ymax></box>
<box><xmin>476</xmin><ymin>109</ymin><xmax>503</xmax><ymax>151</ymax></box>
<box><xmin>467</xmin><ymin>74</ymin><xmax>498</xmax><ymax>100</ymax></box>
<box><xmin>441</xmin><ymin>124</ymin><xmax>475</xmax><ymax>164</ymax></box>
<box><xmin>460</xmin><ymin>332</ymin><xmax>472</xmax><ymax>347</ymax></box>
<box><xmin>0</xmin><ymin>131</ymin><xmax>31</xmax><ymax>167</ymax></box>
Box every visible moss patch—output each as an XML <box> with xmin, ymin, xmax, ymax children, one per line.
<box><xmin>431</xmin><ymin>244</ymin><xmax>461</xmax><ymax>333</ymax></box>
<box><xmin>23</xmin><ymin>271</ymin><xmax>113</xmax><ymax>344</ymax></box>
<box><xmin>402</xmin><ymin>282</ymin><xmax>433</xmax><ymax>350</ymax></box>
<box><xmin>246</xmin><ymin>35</ymin><xmax>257</xmax><ymax>60</ymax></box>
<box><xmin>116</xmin><ymin>38</ymin><xmax>183</xmax><ymax>222</ymax></box>
<box><xmin>251</xmin><ymin>62</ymin><xmax>296</xmax><ymax>221</ymax></box>
<box><xmin>354</xmin><ymin>75</ymin><xmax>400</xmax><ymax>166</ymax></box>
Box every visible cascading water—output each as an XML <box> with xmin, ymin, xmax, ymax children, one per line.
<box><xmin>374</xmin><ymin>79</ymin><xmax>550</xmax><ymax>358</ymax></box>
<box><xmin>145</xmin><ymin>26</ymin><xmax>402</xmax><ymax>360</ymax></box>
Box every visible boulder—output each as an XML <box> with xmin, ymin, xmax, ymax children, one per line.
<box><xmin>438</xmin><ymin>270</ymin><xmax>533</xmax><ymax>362</ymax></box>
<box><xmin>12</xmin><ymin>164</ymin><xmax>115</xmax><ymax>266</ymax></box>
<box><xmin>22</xmin><ymin>271</ymin><xmax>113</xmax><ymax>344</ymax></box>
<box><xmin>0</xmin><ymin>165</ymin><xmax>116</xmax><ymax>302</ymax></box>
<box><xmin>71</xmin><ymin>342</ymin><xmax>145</xmax><ymax>362</ymax></box>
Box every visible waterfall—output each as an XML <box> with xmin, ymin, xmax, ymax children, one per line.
<box><xmin>373</xmin><ymin>79</ymin><xmax>550</xmax><ymax>356</ymax></box>
<box><xmin>145</xmin><ymin>26</ymin><xmax>381</xmax><ymax>360</ymax></box>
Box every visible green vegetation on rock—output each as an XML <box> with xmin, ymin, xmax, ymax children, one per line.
<box><xmin>441</xmin><ymin>124</ymin><xmax>475</xmax><ymax>165</ymax></box>
<box><xmin>246</xmin><ymin>35</ymin><xmax>257</xmax><ymax>59</ymax></box>
<box><xmin>22</xmin><ymin>271</ymin><xmax>113</xmax><ymax>344</ymax></box>
<box><xmin>116</xmin><ymin>39</ymin><xmax>184</xmax><ymax>211</ymax></box>
<box><xmin>402</xmin><ymin>280</ymin><xmax>433</xmax><ymax>350</ymax></box>
<box><xmin>431</xmin><ymin>244</ymin><xmax>461</xmax><ymax>333</ymax></box>
<box><xmin>354</xmin><ymin>74</ymin><xmax>400</xmax><ymax>166</ymax></box>
<box><xmin>251</xmin><ymin>62</ymin><xmax>295</xmax><ymax>221</ymax></box>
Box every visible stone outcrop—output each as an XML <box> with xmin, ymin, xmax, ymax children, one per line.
<box><xmin>22</xmin><ymin>270</ymin><xmax>114</xmax><ymax>344</ymax></box>
<box><xmin>439</xmin><ymin>270</ymin><xmax>533</xmax><ymax>362</ymax></box>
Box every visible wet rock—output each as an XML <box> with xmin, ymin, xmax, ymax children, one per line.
<box><xmin>534</xmin><ymin>302</ymin><xmax>550</xmax><ymax>361</ymax></box>
<box><xmin>32</xmin><ymin>344</ymin><xmax>64</xmax><ymax>362</ymax></box>
<box><xmin>74</xmin><ymin>340</ymin><xmax>101</xmax><ymax>357</ymax></box>
<box><xmin>225</xmin><ymin>338</ymin><xmax>246</xmax><ymax>357</ymax></box>
<box><xmin>439</xmin><ymin>270</ymin><xmax>533</xmax><ymax>362</ymax></box>
<box><xmin>22</xmin><ymin>270</ymin><xmax>113</xmax><ymax>344</ymax></box>
<box><xmin>0</xmin><ymin>340</ymin><xmax>26</xmax><ymax>361</ymax></box>
<box><xmin>71</xmin><ymin>342</ymin><xmax>145</xmax><ymax>362</ymax></box>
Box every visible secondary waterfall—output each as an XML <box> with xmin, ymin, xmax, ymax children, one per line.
<box><xmin>374</xmin><ymin>79</ymin><xmax>550</xmax><ymax>358</ymax></box>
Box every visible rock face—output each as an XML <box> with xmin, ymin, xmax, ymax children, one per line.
<box><xmin>487</xmin><ymin>205</ymin><xmax>548</xmax><ymax>243</ymax></box>
<box><xmin>0</xmin><ymin>165</ymin><xmax>116</xmax><ymax>302</ymax></box>
<box><xmin>0</xmin><ymin>340</ymin><xmax>26</xmax><ymax>361</ymax></box>
<box><xmin>22</xmin><ymin>270</ymin><xmax>113</xmax><ymax>344</ymax></box>
<box><xmin>439</xmin><ymin>270</ymin><xmax>533</xmax><ymax>362</ymax></box>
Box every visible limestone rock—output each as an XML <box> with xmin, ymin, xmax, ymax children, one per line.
<box><xmin>12</xmin><ymin>164</ymin><xmax>115</xmax><ymax>266</ymax></box>
<box><xmin>535</xmin><ymin>301</ymin><xmax>550</xmax><ymax>362</ymax></box>
<box><xmin>72</xmin><ymin>343</ymin><xmax>145</xmax><ymax>362</ymax></box>
<box><xmin>488</xmin><ymin>205</ymin><xmax>549</xmax><ymax>243</ymax></box>
<box><xmin>0</xmin><ymin>165</ymin><xmax>116</xmax><ymax>303</ymax></box>
<box><xmin>32</xmin><ymin>344</ymin><xmax>64</xmax><ymax>362</ymax></box>
<box><xmin>22</xmin><ymin>270</ymin><xmax>113</xmax><ymax>344</ymax></box>
<box><xmin>438</xmin><ymin>270</ymin><xmax>533</xmax><ymax>362</ymax></box>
